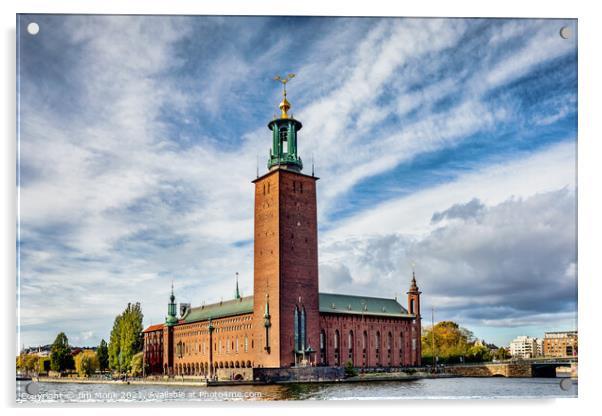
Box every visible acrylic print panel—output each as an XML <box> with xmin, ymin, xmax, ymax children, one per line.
<box><xmin>16</xmin><ymin>14</ymin><xmax>577</xmax><ymax>402</ymax></box>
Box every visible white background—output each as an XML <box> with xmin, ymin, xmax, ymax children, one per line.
<box><xmin>2</xmin><ymin>0</ymin><xmax>600</xmax><ymax>414</ymax></box>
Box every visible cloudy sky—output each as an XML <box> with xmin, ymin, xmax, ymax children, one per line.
<box><xmin>17</xmin><ymin>15</ymin><xmax>577</xmax><ymax>348</ymax></box>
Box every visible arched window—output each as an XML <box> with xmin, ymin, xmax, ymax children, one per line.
<box><xmin>399</xmin><ymin>332</ymin><xmax>404</xmax><ymax>364</ymax></box>
<box><xmin>348</xmin><ymin>330</ymin><xmax>354</xmax><ymax>365</ymax></box>
<box><xmin>320</xmin><ymin>330</ymin><xmax>327</xmax><ymax>364</ymax></box>
<box><xmin>388</xmin><ymin>332</ymin><xmax>393</xmax><ymax>365</ymax></box>
<box><xmin>410</xmin><ymin>299</ymin><xmax>415</xmax><ymax>314</ymax></box>
<box><xmin>334</xmin><ymin>330</ymin><xmax>340</xmax><ymax>366</ymax></box>
<box><xmin>375</xmin><ymin>331</ymin><xmax>381</xmax><ymax>365</ymax></box>
<box><xmin>294</xmin><ymin>306</ymin><xmax>299</xmax><ymax>351</ymax></box>
<box><xmin>300</xmin><ymin>307</ymin><xmax>306</xmax><ymax>352</ymax></box>
<box><xmin>294</xmin><ymin>305</ymin><xmax>307</xmax><ymax>353</ymax></box>
<box><xmin>280</xmin><ymin>127</ymin><xmax>288</xmax><ymax>153</ymax></box>
<box><xmin>244</xmin><ymin>336</ymin><xmax>249</xmax><ymax>352</ymax></box>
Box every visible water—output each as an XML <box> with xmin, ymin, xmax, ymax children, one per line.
<box><xmin>16</xmin><ymin>377</ymin><xmax>577</xmax><ymax>403</ymax></box>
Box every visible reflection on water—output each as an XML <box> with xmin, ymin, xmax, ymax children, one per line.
<box><xmin>16</xmin><ymin>377</ymin><xmax>577</xmax><ymax>403</ymax></box>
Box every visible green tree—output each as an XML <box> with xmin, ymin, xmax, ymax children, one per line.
<box><xmin>344</xmin><ymin>360</ymin><xmax>358</xmax><ymax>377</ymax></box>
<box><xmin>75</xmin><ymin>350</ymin><xmax>99</xmax><ymax>377</ymax></box>
<box><xmin>108</xmin><ymin>302</ymin><xmax>144</xmax><ymax>373</ymax></box>
<box><xmin>130</xmin><ymin>351</ymin><xmax>144</xmax><ymax>377</ymax></box>
<box><xmin>466</xmin><ymin>344</ymin><xmax>492</xmax><ymax>363</ymax></box>
<box><xmin>97</xmin><ymin>339</ymin><xmax>109</xmax><ymax>371</ymax></box>
<box><xmin>108</xmin><ymin>314</ymin><xmax>122</xmax><ymax>371</ymax></box>
<box><xmin>50</xmin><ymin>332</ymin><xmax>74</xmax><ymax>372</ymax></box>
<box><xmin>494</xmin><ymin>347</ymin><xmax>511</xmax><ymax>361</ymax></box>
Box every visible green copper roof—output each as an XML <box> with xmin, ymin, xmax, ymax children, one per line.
<box><xmin>318</xmin><ymin>293</ymin><xmax>412</xmax><ymax>318</ymax></box>
<box><xmin>183</xmin><ymin>296</ymin><xmax>254</xmax><ymax>324</ymax></box>
<box><xmin>179</xmin><ymin>292</ymin><xmax>411</xmax><ymax>325</ymax></box>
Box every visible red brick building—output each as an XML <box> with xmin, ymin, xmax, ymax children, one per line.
<box><xmin>143</xmin><ymin>85</ymin><xmax>422</xmax><ymax>380</ymax></box>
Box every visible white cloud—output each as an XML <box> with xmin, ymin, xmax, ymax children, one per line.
<box><xmin>323</xmin><ymin>140</ymin><xmax>575</xmax><ymax>241</ymax></box>
<box><xmin>485</xmin><ymin>21</ymin><xmax>576</xmax><ymax>88</ymax></box>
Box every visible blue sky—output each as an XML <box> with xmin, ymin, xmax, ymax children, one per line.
<box><xmin>17</xmin><ymin>15</ymin><xmax>577</xmax><ymax>349</ymax></box>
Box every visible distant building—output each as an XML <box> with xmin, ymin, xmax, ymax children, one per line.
<box><xmin>543</xmin><ymin>331</ymin><xmax>577</xmax><ymax>357</ymax></box>
<box><xmin>535</xmin><ymin>338</ymin><xmax>543</xmax><ymax>357</ymax></box>
<box><xmin>475</xmin><ymin>339</ymin><xmax>498</xmax><ymax>353</ymax></box>
<box><xmin>509</xmin><ymin>336</ymin><xmax>540</xmax><ymax>359</ymax></box>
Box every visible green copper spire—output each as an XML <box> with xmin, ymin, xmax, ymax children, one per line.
<box><xmin>268</xmin><ymin>74</ymin><xmax>303</xmax><ymax>172</ymax></box>
<box><xmin>165</xmin><ymin>282</ymin><xmax>178</xmax><ymax>326</ymax></box>
<box><xmin>235</xmin><ymin>272</ymin><xmax>241</xmax><ymax>300</ymax></box>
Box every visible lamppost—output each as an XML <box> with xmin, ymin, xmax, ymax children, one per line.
<box><xmin>208</xmin><ymin>317</ymin><xmax>214</xmax><ymax>381</ymax></box>
<box><xmin>431</xmin><ymin>307</ymin><xmax>436</xmax><ymax>370</ymax></box>
<box><xmin>142</xmin><ymin>335</ymin><xmax>146</xmax><ymax>379</ymax></box>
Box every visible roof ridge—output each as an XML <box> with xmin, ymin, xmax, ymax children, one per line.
<box><xmin>189</xmin><ymin>295</ymin><xmax>254</xmax><ymax>311</ymax></box>
<box><xmin>319</xmin><ymin>292</ymin><xmax>397</xmax><ymax>301</ymax></box>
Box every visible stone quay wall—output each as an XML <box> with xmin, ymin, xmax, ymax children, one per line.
<box><xmin>253</xmin><ymin>366</ymin><xmax>345</xmax><ymax>383</ymax></box>
<box><xmin>445</xmin><ymin>363</ymin><xmax>532</xmax><ymax>377</ymax></box>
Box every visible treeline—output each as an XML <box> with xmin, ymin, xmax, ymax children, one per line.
<box><xmin>17</xmin><ymin>302</ymin><xmax>146</xmax><ymax>378</ymax></box>
<box><xmin>421</xmin><ymin>321</ymin><xmax>510</xmax><ymax>364</ymax></box>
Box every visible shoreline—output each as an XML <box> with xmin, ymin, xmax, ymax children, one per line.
<box><xmin>28</xmin><ymin>372</ymin><xmax>454</xmax><ymax>387</ymax></box>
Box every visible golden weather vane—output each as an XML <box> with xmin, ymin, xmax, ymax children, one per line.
<box><xmin>273</xmin><ymin>73</ymin><xmax>296</xmax><ymax>118</ymax></box>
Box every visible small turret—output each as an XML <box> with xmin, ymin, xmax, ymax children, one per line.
<box><xmin>407</xmin><ymin>268</ymin><xmax>421</xmax><ymax>317</ymax></box>
<box><xmin>268</xmin><ymin>73</ymin><xmax>303</xmax><ymax>172</ymax></box>
<box><xmin>235</xmin><ymin>272</ymin><xmax>241</xmax><ymax>300</ymax></box>
<box><xmin>165</xmin><ymin>282</ymin><xmax>178</xmax><ymax>326</ymax></box>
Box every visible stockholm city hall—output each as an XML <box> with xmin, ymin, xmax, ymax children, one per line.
<box><xmin>143</xmin><ymin>75</ymin><xmax>422</xmax><ymax>381</ymax></box>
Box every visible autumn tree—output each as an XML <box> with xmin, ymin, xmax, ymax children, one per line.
<box><xmin>75</xmin><ymin>350</ymin><xmax>99</xmax><ymax>377</ymax></box>
<box><xmin>16</xmin><ymin>353</ymin><xmax>39</xmax><ymax>374</ymax></box>
<box><xmin>130</xmin><ymin>351</ymin><xmax>144</xmax><ymax>377</ymax></box>
<box><xmin>466</xmin><ymin>344</ymin><xmax>492</xmax><ymax>363</ymax></box>
<box><xmin>421</xmin><ymin>321</ymin><xmax>476</xmax><ymax>364</ymax></box>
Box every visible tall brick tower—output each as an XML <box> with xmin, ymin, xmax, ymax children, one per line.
<box><xmin>252</xmin><ymin>74</ymin><xmax>320</xmax><ymax>368</ymax></box>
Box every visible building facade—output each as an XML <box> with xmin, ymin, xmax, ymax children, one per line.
<box><xmin>509</xmin><ymin>336</ymin><xmax>540</xmax><ymax>359</ymax></box>
<box><xmin>543</xmin><ymin>331</ymin><xmax>578</xmax><ymax>357</ymax></box>
<box><xmin>143</xmin><ymin>85</ymin><xmax>422</xmax><ymax>380</ymax></box>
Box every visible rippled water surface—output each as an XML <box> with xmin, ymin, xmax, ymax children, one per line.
<box><xmin>16</xmin><ymin>377</ymin><xmax>577</xmax><ymax>403</ymax></box>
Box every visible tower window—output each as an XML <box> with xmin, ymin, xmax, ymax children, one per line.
<box><xmin>280</xmin><ymin>128</ymin><xmax>288</xmax><ymax>153</ymax></box>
